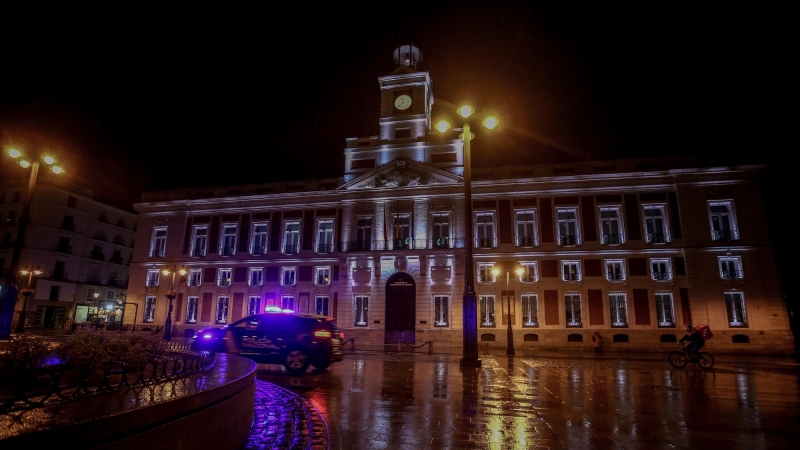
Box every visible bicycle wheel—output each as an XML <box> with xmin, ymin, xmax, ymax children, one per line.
<box><xmin>668</xmin><ymin>351</ymin><xmax>688</xmax><ymax>368</ymax></box>
<box><xmin>697</xmin><ymin>352</ymin><xmax>715</xmax><ymax>369</ymax></box>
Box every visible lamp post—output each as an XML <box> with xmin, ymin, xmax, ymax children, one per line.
<box><xmin>0</xmin><ymin>148</ymin><xmax>64</xmax><ymax>340</ymax></box>
<box><xmin>162</xmin><ymin>267</ymin><xmax>186</xmax><ymax>341</ymax></box>
<box><xmin>93</xmin><ymin>292</ymin><xmax>100</xmax><ymax>328</ymax></box>
<box><xmin>492</xmin><ymin>266</ymin><xmax>524</xmax><ymax>356</ymax></box>
<box><xmin>14</xmin><ymin>267</ymin><xmax>42</xmax><ymax>334</ymax></box>
<box><xmin>436</xmin><ymin>106</ymin><xmax>499</xmax><ymax>367</ymax></box>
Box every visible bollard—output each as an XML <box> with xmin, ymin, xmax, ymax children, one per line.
<box><xmin>428</xmin><ymin>341</ymin><xmax>433</xmax><ymax>354</ymax></box>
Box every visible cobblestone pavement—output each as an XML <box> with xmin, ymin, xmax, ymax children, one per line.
<box><xmin>248</xmin><ymin>350</ymin><xmax>800</xmax><ymax>450</ymax></box>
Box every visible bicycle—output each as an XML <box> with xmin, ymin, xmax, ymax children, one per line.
<box><xmin>668</xmin><ymin>343</ymin><xmax>715</xmax><ymax>369</ymax></box>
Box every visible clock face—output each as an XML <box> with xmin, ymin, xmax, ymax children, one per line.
<box><xmin>394</xmin><ymin>94</ymin><xmax>412</xmax><ymax>110</ymax></box>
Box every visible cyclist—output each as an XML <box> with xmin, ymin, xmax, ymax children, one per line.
<box><xmin>679</xmin><ymin>325</ymin><xmax>705</xmax><ymax>360</ymax></box>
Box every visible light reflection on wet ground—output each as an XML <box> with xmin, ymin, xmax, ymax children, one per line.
<box><xmin>255</xmin><ymin>353</ymin><xmax>800</xmax><ymax>449</ymax></box>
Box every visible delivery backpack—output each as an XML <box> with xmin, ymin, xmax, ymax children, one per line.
<box><xmin>695</xmin><ymin>325</ymin><xmax>713</xmax><ymax>341</ymax></box>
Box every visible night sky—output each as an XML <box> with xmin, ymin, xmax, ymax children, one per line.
<box><xmin>0</xmin><ymin>4</ymin><xmax>783</xmax><ymax>211</ymax></box>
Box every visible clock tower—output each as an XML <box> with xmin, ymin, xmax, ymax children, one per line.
<box><xmin>378</xmin><ymin>41</ymin><xmax>433</xmax><ymax>141</ymax></box>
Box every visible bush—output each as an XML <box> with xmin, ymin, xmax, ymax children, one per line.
<box><xmin>0</xmin><ymin>335</ymin><xmax>54</xmax><ymax>373</ymax></box>
<box><xmin>56</xmin><ymin>330</ymin><xmax>168</xmax><ymax>373</ymax></box>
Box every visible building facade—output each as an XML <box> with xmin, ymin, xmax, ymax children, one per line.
<box><xmin>128</xmin><ymin>44</ymin><xmax>794</xmax><ymax>355</ymax></box>
<box><xmin>0</xmin><ymin>179</ymin><xmax>138</xmax><ymax>330</ymax></box>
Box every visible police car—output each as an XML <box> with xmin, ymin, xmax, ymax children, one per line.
<box><xmin>191</xmin><ymin>307</ymin><xmax>344</xmax><ymax>374</ymax></box>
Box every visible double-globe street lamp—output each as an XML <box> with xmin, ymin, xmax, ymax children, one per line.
<box><xmin>14</xmin><ymin>267</ymin><xmax>42</xmax><ymax>333</ymax></box>
<box><xmin>0</xmin><ymin>148</ymin><xmax>64</xmax><ymax>340</ymax></box>
<box><xmin>162</xmin><ymin>267</ymin><xmax>186</xmax><ymax>341</ymax></box>
<box><xmin>492</xmin><ymin>266</ymin><xmax>524</xmax><ymax>356</ymax></box>
<box><xmin>435</xmin><ymin>105</ymin><xmax>499</xmax><ymax>367</ymax></box>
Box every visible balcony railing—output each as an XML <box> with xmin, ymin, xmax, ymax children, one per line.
<box><xmin>85</xmin><ymin>277</ymin><xmax>102</xmax><ymax>284</ymax></box>
<box><xmin>113</xmin><ymin>237</ymin><xmax>126</xmax><ymax>245</ymax></box>
<box><xmin>90</xmin><ymin>252</ymin><xmax>105</xmax><ymax>261</ymax></box>
<box><xmin>712</xmin><ymin>229</ymin><xmax>740</xmax><ymax>241</ymax></box>
<box><xmin>189</xmin><ymin>279</ymin><xmax>201</xmax><ymax>287</ymax></box>
<box><xmin>219</xmin><ymin>247</ymin><xmax>235</xmax><ymax>256</ymax></box>
<box><xmin>721</xmin><ymin>270</ymin><xmax>743</xmax><ymax>279</ymax></box>
<box><xmin>251</xmin><ymin>245</ymin><xmax>268</xmax><ymax>255</ymax></box>
<box><xmin>191</xmin><ymin>248</ymin><xmax>206</xmax><ymax>257</ymax></box>
<box><xmin>109</xmin><ymin>256</ymin><xmax>123</xmax><ymax>264</ymax></box>
<box><xmin>607</xmin><ymin>271</ymin><xmax>626</xmax><ymax>281</ymax></box>
<box><xmin>652</xmin><ymin>272</ymin><xmax>673</xmax><ymax>281</ymax></box>
<box><xmin>218</xmin><ymin>279</ymin><xmax>231</xmax><ymax>287</ymax></box>
<box><xmin>145</xmin><ymin>280</ymin><xmax>159</xmax><ymax>287</ymax></box>
<box><xmin>315</xmin><ymin>243</ymin><xmax>335</xmax><ymax>253</ymax></box>
<box><xmin>93</xmin><ymin>233</ymin><xmax>108</xmax><ymax>242</ymax></box>
<box><xmin>520</xmin><ymin>274</ymin><xmax>537</xmax><ymax>283</ymax></box>
<box><xmin>316</xmin><ymin>276</ymin><xmax>331</xmax><ymax>285</ymax></box>
<box><xmin>282</xmin><ymin>244</ymin><xmax>299</xmax><ymax>255</ymax></box>
<box><xmin>645</xmin><ymin>232</ymin><xmax>670</xmax><ymax>244</ymax></box>
<box><xmin>60</xmin><ymin>223</ymin><xmax>75</xmax><ymax>231</ymax></box>
<box><xmin>475</xmin><ymin>238</ymin><xmax>496</xmax><ymax>249</ymax></box>
<box><xmin>516</xmin><ymin>236</ymin><xmax>538</xmax><ymax>247</ymax></box>
<box><xmin>56</xmin><ymin>245</ymin><xmax>72</xmax><ymax>254</ymax></box>
<box><xmin>150</xmin><ymin>248</ymin><xmax>165</xmax><ymax>258</ymax></box>
<box><xmin>601</xmin><ymin>234</ymin><xmax>623</xmax><ymax>245</ymax></box>
<box><xmin>562</xmin><ymin>273</ymin><xmax>581</xmax><ymax>281</ymax></box>
<box><xmin>557</xmin><ymin>235</ymin><xmax>578</xmax><ymax>246</ymax></box>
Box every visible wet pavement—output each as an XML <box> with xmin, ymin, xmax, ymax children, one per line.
<box><xmin>248</xmin><ymin>349</ymin><xmax>800</xmax><ymax>450</ymax></box>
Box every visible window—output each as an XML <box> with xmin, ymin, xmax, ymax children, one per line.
<box><xmin>86</xmin><ymin>287</ymin><xmax>97</xmax><ymax>302</ymax></box>
<box><xmin>186</xmin><ymin>296</ymin><xmax>199</xmax><ymax>323</ymax></box>
<box><xmin>655</xmin><ymin>292</ymin><xmax>675</xmax><ymax>327</ymax></box>
<box><xmin>250</xmin><ymin>223</ymin><xmax>269</xmax><ymax>255</ymax></box>
<box><xmin>280</xmin><ymin>295</ymin><xmax>295</xmax><ymax>311</ymax></box>
<box><xmin>49</xmin><ymin>286</ymin><xmax>60</xmax><ymax>301</ymax></box>
<box><xmin>249</xmin><ymin>267</ymin><xmax>264</xmax><ymax>286</ymax></box>
<box><xmin>651</xmin><ymin>259</ymin><xmax>673</xmax><ymax>281</ymax></box>
<box><xmin>643</xmin><ymin>205</ymin><xmax>670</xmax><ymax>243</ymax></box>
<box><xmin>315</xmin><ymin>296</ymin><xmax>330</xmax><ymax>316</ymax></box>
<box><xmin>146</xmin><ymin>269</ymin><xmax>160</xmax><ymax>287</ymax></box>
<box><xmin>709</xmin><ymin>201</ymin><xmax>739</xmax><ymax>241</ymax></box>
<box><xmin>220</xmin><ymin>224</ymin><xmax>237</xmax><ymax>256</ymax></box>
<box><xmin>475</xmin><ymin>212</ymin><xmax>495</xmax><ymax>248</ymax></box>
<box><xmin>557</xmin><ymin>208</ymin><xmax>580</xmax><ymax>246</ymax></box>
<box><xmin>283</xmin><ymin>221</ymin><xmax>300</xmax><ymax>254</ymax></box>
<box><xmin>479</xmin><ymin>295</ymin><xmax>496</xmax><ymax>327</ymax></box>
<box><xmin>521</xmin><ymin>294</ymin><xmax>539</xmax><ymax>327</ymax></box>
<box><xmin>281</xmin><ymin>267</ymin><xmax>296</xmax><ymax>285</ymax></box>
<box><xmin>354</xmin><ymin>295</ymin><xmax>369</xmax><ymax>326</ymax></box>
<box><xmin>248</xmin><ymin>296</ymin><xmax>261</xmax><ymax>316</ymax></box>
<box><xmin>609</xmin><ymin>293</ymin><xmax>628</xmax><ymax>327</ymax></box>
<box><xmin>315</xmin><ymin>266</ymin><xmax>331</xmax><ymax>285</ymax></box>
<box><xmin>356</xmin><ymin>218</ymin><xmax>372</xmax><ymax>251</ymax></box>
<box><xmin>719</xmin><ymin>256</ymin><xmax>743</xmax><ymax>279</ymax></box>
<box><xmin>599</xmin><ymin>206</ymin><xmax>624</xmax><ymax>245</ymax></box>
<box><xmin>562</xmin><ymin>261</ymin><xmax>581</xmax><ymax>281</ymax></box>
<box><xmin>565</xmin><ymin>293</ymin><xmax>582</xmax><ymax>327</ymax></box>
<box><xmin>393</xmin><ymin>215</ymin><xmax>411</xmax><ymax>249</ymax></box>
<box><xmin>316</xmin><ymin>219</ymin><xmax>335</xmax><ymax>253</ymax></box>
<box><xmin>144</xmin><ymin>296</ymin><xmax>156</xmax><ymax>323</ymax></box>
<box><xmin>519</xmin><ymin>262</ymin><xmax>538</xmax><ymax>283</ymax></box>
<box><xmin>433</xmin><ymin>295</ymin><xmax>449</xmax><ymax>327</ymax></box>
<box><xmin>477</xmin><ymin>263</ymin><xmax>496</xmax><ymax>283</ymax></box>
<box><xmin>606</xmin><ymin>260</ymin><xmax>626</xmax><ymax>281</ymax></box>
<box><xmin>217</xmin><ymin>268</ymin><xmax>232</xmax><ymax>287</ymax></box>
<box><xmin>724</xmin><ymin>291</ymin><xmax>748</xmax><ymax>327</ymax></box>
<box><xmin>106</xmin><ymin>290</ymin><xmax>116</xmax><ymax>301</ymax></box>
<box><xmin>216</xmin><ymin>296</ymin><xmax>229</xmax><ymax>323</ymax></box>
<box><xmin>432</xmin><ymin>214</ymin><xmax>451</xmax><ymax>249</ymax></box>
<box><xmin>515</xmin><ymin>210</ymin><xmax>538</xmax><ymax>247</ymax></box>
<box><xmin>191</xmin><ymin>226</ymin><xmax>207</xmax><ymax>257</ymax></box>
<box><xmin>188</xmin><ymin>269</ymin><xmax>202</xmax><ymax>287</ymax></box>
<box><xmin>150</xmin><ymin>227</ymin><xmax>167</xmax><ymax>258</ymax></box>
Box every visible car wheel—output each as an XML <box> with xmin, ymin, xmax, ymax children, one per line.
<box><xmin>284</xmin><ymin>347</ymin><xmax>310</xmax><ymax>375</ymax></box>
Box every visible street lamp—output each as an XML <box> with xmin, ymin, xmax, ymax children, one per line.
<box><xmin>492</xmin><ymin>266</ymin><xmax>524</xmax><ymax>356</ymax></box>
<box><xmin>14</xmin><ymin>267</ymin><xmax>42</xmax><ymax>333</ymax></box>
<box><xmin>162</xmin><ymin>267</ymin><xmax>186</xmax><ymax>341</ymax></box>
<box><xmin>0</xmin><ymin>148</ymin><xmax>64</xmax><ymax>340</ymax></box>
<box><xmin>93</xmin><ymin>292</ymin><xmax>100</xmax><ymax>327</ymax></box>
<box><xmin>436</xmin><ymin>105</ymin><xmax>499</xmax><ymax>367</ymax></box>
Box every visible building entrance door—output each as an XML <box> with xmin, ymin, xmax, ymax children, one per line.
<box><xmin>384</xmin><ymin>272</ymin><xmax>416</xmax><ymax>348</ymax></box>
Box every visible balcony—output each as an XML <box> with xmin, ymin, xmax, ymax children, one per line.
<box><xmin>652</xmin><ymin>272</ymin><xmax>673</xmax><ymax>281</ymax></box>
<box><xmin>607</xmin><ymin>271</ymin><xmax>626</xmax><ymax>281</ymax></box>
<box><xmin>281</xmin><ymin>277</ymin><xmax>296</xmax><ymax>286</ymax></box>
<box><xmin>315</xmin><ymin>243</ymin><xmax>335</xmax><ymax>254</ymax></box>
<box><xmin>56</xmin><ymin>245</ymin><xmax>72</xmax><ymax>254</ymax></box>
<box><xmin>562</xmin><ymin>273</ymin><xmax>581</xmax><ymax>281</ymax></box>
<box><xmin>721</xmin><ymin>270</ymin><xmax>743</xmax><ymax>280</ymax></box>
<box><xmin>218</xmin><ymin>279</ymin><xmax>231</xmax><ymax>287</ymax></box>
<box><xmin>475</xmin><ymin>238</ymin><xmax>496</xmax><ymax>249</ymax></box>
<box><xmin>145</xmin><ymin>280</ymin><xmax>159</xmax><ymax>287</ymax></box>
<box><xmin>282</xmin><ymin>245</ymin><xmax>299</xmax><ymax>255</ymax></box>
<box><xmin>557</xmin><ymin>235</ymin><xmax>578</xmax><ymax>246</ymax></box>
<box><xmin>85</xmin><ymin>276</ymin><xmax>102</xmax><ymax>284</ymax></box>
<box><xmin>315</xmin><ymin>276</ymin><xmax>331</xmax><ymax>285</ymax></box>
<box><xmin>645</xmin><ymin>232</ymin><xmax>670</xmax><ymax>244</ymax></box>
<box><xmin>338</xmin><ymin>238</ymin><xmax>466</xmax><ymax>252</ymax></box>
<box><xmin>93</xmin><ymin>233</ymin><xmax>108</xmax><ymax>242</ymax></box>
<box><xmin>90</xmin><ymin>252</ymin><xmax>105</xmax><ymax>262</ymax></box>
<box><xmin>109</xmin><ymin>256</ymin><xmax>123</xmax><ymax>265</ymax></box>
<box><xmin>150</xmin><ymin>249</ymin><xmax>165</xmax><ymax>258</ymax></box>
<box><xmin>188</xmin><ymin>278</ymin><xmax>201</xmax><ymax>287</ymax></box>
<box><xmin>113</xmin><ymin>237</ymin><xmax>126</xmax><ymax>245</ymax></box>
<box><xmin>219</xmin><ymin>247</ymin><xmax>236</xmax><ymax>256</ymax></box>
<box><xmin>520</xmin><ymin>273</ymin><xmax>537</xmax><ymax>283</ymax></box>
<box><xmin>191</xmin><ymin>248</ymin><xmax>206</xmax><ymax>257</ymax></box>
<box><xmin>60</xmin><ymin>223</ymin><xmax>75</xmax><ymax>231</ymax></box>
<box><xmin>601</xmin><ymin>234</ymin><xmax>624</xmax><ymax>245</ymax></box>
<box><xmin>251</xmin><ymin>245</ymin><xmax>267</xmax><ymax>255</ymax></box>
<box><xmin>107</xmin><ymin>278</ymin><xmax>126</xmax><ymax>287</ymax></box>
<box><xmin>712</xmin><ymin>229</ymin><xmax>740</xmax><ymax>241</ymax></box>
<box><xmin>516</xmin><ymin>236</ymin><xmax>538</xmax><ymax>247</ymax></box>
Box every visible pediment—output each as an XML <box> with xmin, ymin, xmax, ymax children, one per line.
<box><xmin>340</xmin><ymin>157</ymin><xmax>461</xmax><ymax>190</ymax></box>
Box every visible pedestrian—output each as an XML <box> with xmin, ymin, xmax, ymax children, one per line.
<box><xmin>592</xmin><ymin>332</ymin><xmax>603</xmax><ymax>353</ymax></box>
